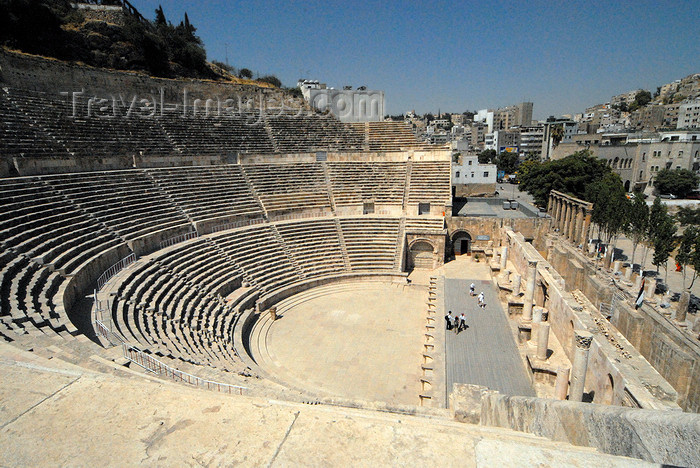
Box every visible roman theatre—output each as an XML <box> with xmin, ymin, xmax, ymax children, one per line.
<box><xmin>1</xmin><ymin>49</ymin><xmax>699</xmax><ymax>466</ymax></box>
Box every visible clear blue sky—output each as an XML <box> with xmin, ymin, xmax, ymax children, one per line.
<box><xmin>132</xmin><ymin>0</ymin><xmax>699</xmax><ymax>119</ymax></box>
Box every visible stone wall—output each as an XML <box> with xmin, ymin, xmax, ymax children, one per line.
<box><xmin>504</xmin><ymin>229</ymin><xmax>679</xmax><ymax>410</ymax></box>
<box><xmin>239</xmin><ymin>149</ymin><xmax>452</xmax><ymax>165</ymax></box>
<box><xmin>454</xmin><ymin>386</ymin><xmax>700</xmax><ymax>467</ymax></box>
<box><xmin>446</xmin><ymin>216</ymin><xmax>550</xmax><ymax>257</ymax></box>
<box><xmin>405</xmin><ymin>232</ymin><xmax>446</xmax><ymax>270</ymax></box>
<box><xmin>453</xmin><ymin>183</ymin><xmax>496</xmax><ymax>197</ymax></box>
<box><xmin>0</xmin><ymin>49</ymin><xmax>300</xmax><ymax>107</ymax></box>
<box><xmin>76</xmin><ymin>4</ymin><xmax>126</xmax><ymax>25</ymax></box>
<box><xmin>10</xmin><ymin>153</ymin><xmax>229</xmax><ymax>176</ymax></box>
<box><xmin>546</xmin><ymin>241</ymin><xmax>700</xmax><ymax>412</ymax></box>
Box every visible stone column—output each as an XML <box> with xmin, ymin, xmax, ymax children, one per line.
<box><xmin>676</xmin><ymin>291</ymin><xmax>690</xmax><ymax>323</ymax></box>
<box><xmin>569</xmin><ymin>330</ymin><xmax>593</xmax><ymax>402</ymax></box>
<box><xmin>554</xmin><ymin>367</ymin><xmax>570</xmax><ymax>400</ymax></box>
<box><xmin>536</xmin><ymin>323</ymin><xmax>550</xmax><ymax>360</ymax></box>
<box><xmin>644</xmin><ymin>277</ymin><xmax>656</xmax><ymax>299</ymax></box>
<box><xmin>693</xmin><ymin>316</ymin><xmax>700</xmax><ymax>333</ymax></box>
<box><xmin>512</xmin><ymin>274</ymin><xmax>522</xmax><ymax>296</ymax></box>
<box><xmin>554</xmin><ymin>198</ymin><xmax>562</xmax><ymax>229</ymax></box>
<box><xmin>500</xmin><ymin>246</ymin><xmax>508</xmax><ymax>270</ymax></box>
<box><xmin>562</xmin><ymin>202</ymin><xmax>570</xmax><ymax>237</ymax></box>
<box><xmin>548</xmin><ymin>194</ymin><xmax>554</xmax><ymax>217</ymax></box>
<box><xmin>582</xmin><ymin>207</ymin><xmax>592</xmax><ymax>247</ymax></box>
<box><xmin>522</xmin><ymin>261</ymin><xmax>537</xmax><ymax>322</ymax></box>
<box><xmin>575</xmin><ymin>206</ymin><xmax>584</xmax><ymax>246</ymax></box>
<box><xmin>568</xmin><ymin>205</ymin><xmax>577</xmax><ymax>241</ymax></box>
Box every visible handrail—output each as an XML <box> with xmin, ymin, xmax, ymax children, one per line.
<box><xmin>122</xmin><ymin>344</ymin><xmax>247</xmax><ymax>395</ymax></box>
<box><xmin>96</xmin><ymin>253</ymin><xmax>136</xmax><ymax>291</ymax></box>
<box><xmin>160</xmin><ymin>231</ymin><xmax>198</xmax><ymax>249</ymax></box>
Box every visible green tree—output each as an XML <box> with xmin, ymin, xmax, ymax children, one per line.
<box><xmin>238</xmin><ymin>68</ymin><xmax>253</xmax><ymax>79</ymax></box>
<box><xmin>652</xmin><ymin>214</ymin><xmax>677</xmax><ymax>282</ymax></box>
<box><xmin>654</xmin><ymin>168</ymin><xmax>700</xmax><ymax>198</ymax></box>
<box><xmin>154</xmin><ymin>5</ymin><xmax>167</xmax><ymax>26</ymax></box>
<box><xmin>478</xmin><ymin>149</ymin><xmax>496</xmax><ymax>165</ymax></box>
<box><xmin>495</xmin><ymin>151</ymin><xmax>519</xmax><ymax>173</ymax></box>
<box><xmin>676</xmin><ymin>227</ymin><xmax>700</xmax><ymax>289</ymax></box>
<box><xmin>586</xmin><ymin>172</ymin><xmax>630</xmax><ymax>245</ymax></box>
<box><xmin>258</xmin><ymin>75</ymin><xmax>282</xmax><ymax>87</ymax></box>
<box><xmin>519</xmin><ymin>150</ymin><xmax>611</xmax><ymax>208</ymax></box>
<box><xmin>677</xmin><ymin>206</ymin><xmax>700</xmax><ymax>226</ymax></box>
<box><xmin>627</xmin><ymin>191</ymin><xmax>649</xmax><ymax>265</ymax></box>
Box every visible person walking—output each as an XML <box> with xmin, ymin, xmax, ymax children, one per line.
<box><xmin>445</xmin><ymin>311</ymin><xmax>453</xmax><ymax>330</ymax></box>
<box><xmin>477</xmin><ymin>292</ymin><xmax>485</xmax><ymax>309</ymax></box>
<box><xmin>459</xmin><ymin>313</ymin><xmax>467</xmax><ymax>332</ymax></box>
<box><xmin>469</xmin><ymin>282</ymin><xmax>476</xmax><ymax>296</ymax></box>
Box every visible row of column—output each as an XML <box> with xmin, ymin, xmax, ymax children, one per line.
<box><xmin>548</xmin><ymin>193</ymin><xmax>592</xmax><ymax>247</ymax></box>
<box><xmin>519</xmin><ymin>258</ymin><xmax>592</xmax><ymax>402</ymax></box>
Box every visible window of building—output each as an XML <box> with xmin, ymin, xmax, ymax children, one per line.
<box><xmin>483</xmin><ymin>172</ymin><xmax>489</xmax><ymax>177</ymax></box>
<box><xmin>455</xmin><ymin>171</ymin><xmax>460</xmax><ymax>178</ymax></box>
<box><xmin>468</xmin><ymin>160</ymin><xmax>472</xmax><ymax>166</ymax></box>
<box><xmin>642</xmin><ymin>152</ymin><xmax>646</xmax><ymax>161</ymax></box>
<box><xmin>639</xmin><ymin>170</ymin><xmax>643</xmax><ymax>179</ymax></box>
<box><xmin>471</xmin><ymin>173</ymin><xmax>474</xmax><ymax>178</ymax></box>
<box><xmin>679</xmin><ymin>151</ymin><xmax>684</xmax><ymax>158</ymax></box>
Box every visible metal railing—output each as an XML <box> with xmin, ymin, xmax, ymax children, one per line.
<box><xmin>96</xmin><ymin>253</ymin><xmax>136</xmax><ymax>291</ymax></box>
<box><xmin>267</xmin><ymin>210</ymin><xmax>331</xmax><ymax>222</ymax></box>
<box><xmin>122</xmin><ymin>344</ymin><xmax>247</xmax><ymax>395</ymax></box>
<box><xmin>94</xmin><ymin>319</ymin><xmax>125</xmax><ymax>346</ymax></box>
<box><xmin>210</xmin><ymin>217</ymin><xmax>265</xmax><ymax>233</ymax></box>
<box><xmin>160</xmin><ymin>231</ymin><xmax>198</xmax><ymax>250</ymax></box>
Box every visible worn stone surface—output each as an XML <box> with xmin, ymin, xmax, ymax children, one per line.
<box><xmin>480</xmin><ymin>393</ymin><xmax>700</xmax><ymax>467</ymax></box>
<box><xmin>0</xmin><ymin>343</ymin><xmax>652</xmax><ymax>467</ymax></box>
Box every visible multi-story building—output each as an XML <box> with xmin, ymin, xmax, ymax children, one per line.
<box><xmin>552</xmin><ymin>130</ymin><xmax>700</xmax><ymax>193</ymax></box>
<box><xmin>629</xmin><ymin>104</ymin><xmax>665</xmax><ymax>131</ymax></box>
<box><xmin>517</xmin><ymin>125</ymin><xmax>544</xmax><ymax>158</ymax></box>
<box><xmin>452</xmin><ymin>154</ymin><xmax>497</xmax><ymax>196</ymax></box>
<box><xmin>663</xmin><ymin>102</ymin><xmax>681</xmax><ymax>128</ymax></box>
<box><xmin>493</xmin><ymin>102</ymin><xmax>533</xmax><ymax>130</ymax></box>
<box><xmin>470</xmin><ymin>122</ymin><xmax>487</xmax><ymax>148</ymax></box>
<box><xmin>611</xmin><ymin>89</ymin><xmax>644</xmax><ymax>108</ymax></box>
<box><xmin>659</xmin><ymin>80</ymin><xmax>680</xmax><ymax>101</ymax></box>
<box><xmin>678</xmin><ymin>99</ymin><xmax>700</xmax><ymax>129</ymax></box>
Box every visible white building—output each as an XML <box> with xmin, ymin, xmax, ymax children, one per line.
<box><xmin>452</xmin><ymin>154</ymin><xmax>497</xmax><ymax>196</ymax></box>
<box><xmin>678</xmin><ymin>99</ymin><xmax>700</xmax><ymax>129</ymax></box>
<box><xmin>298</xmin><ymin>79</ymin><xmax>385</xmax><ymax>123</ymax></box>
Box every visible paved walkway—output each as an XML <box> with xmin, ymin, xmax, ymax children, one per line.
<box><xmin>444</xmin><ymin>277</ymin><xmax>535</xmax><ymax>398</ymax></box>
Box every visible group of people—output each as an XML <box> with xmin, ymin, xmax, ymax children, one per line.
<box><xmin>469</xmin><ymin>282</ymin><xmax>486</xmax><ymax>309</ymax></box>
<box><xmin>445</xmin><ymin>282</ymin><xmax>488</xmax><ymax>335</ymax></box>
<box><xmin>445</xmin><ymin>311</ymin><xmax>468</xmax><ymax>334</ymax></box>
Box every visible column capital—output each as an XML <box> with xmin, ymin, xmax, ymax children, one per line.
<box><xmin>574</xmin><ymin>330</ymin><xmax>593</xmax><ymax>349</ymax></box>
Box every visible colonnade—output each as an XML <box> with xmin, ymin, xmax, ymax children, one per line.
<box><xmin>547</xmin><ymin>190</ymin><xmax>593</xmax><ymax>247</ymax></box>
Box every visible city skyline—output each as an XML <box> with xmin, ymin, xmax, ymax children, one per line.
<box><xmin>132</xmin><ymin>0</ymin><xmax>699</xmax><ymax>119</ymax></box>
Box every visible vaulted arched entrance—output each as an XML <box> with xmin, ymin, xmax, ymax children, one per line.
<box><xmin>451</xmin><ymin>231</ymin><xmax>472</xmax><ymax>256</ymax></box>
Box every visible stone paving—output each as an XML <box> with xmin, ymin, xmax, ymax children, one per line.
<box><xmin>264</xmin><ymin>282</ymin><xmax>425</xmax><ymax>405</ymax></box>
<box><xmin>443</xmin><ymin>276</ymin><xmax>535</xmax><ymax>398</ymax></box>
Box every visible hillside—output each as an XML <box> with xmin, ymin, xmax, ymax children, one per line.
<box><xmin>0</xmin><ymin>0</ymin><xmax>285</xmax><ymax>88</ymax></box>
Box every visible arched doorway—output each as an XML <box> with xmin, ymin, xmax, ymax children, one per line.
<box><xmin>408</xmin><ymin>240</ymin><xmax>435</xmax><ymax>270</ymax></box>
<box><xmin>451</xmin><ymin>231</ymin><xmax>472</xmax><ymax>256</ymax></box>
<box><xmin>624</xmin><ymin>180</ymin><xmax>630</xmax><ymax>191</ymax></box>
